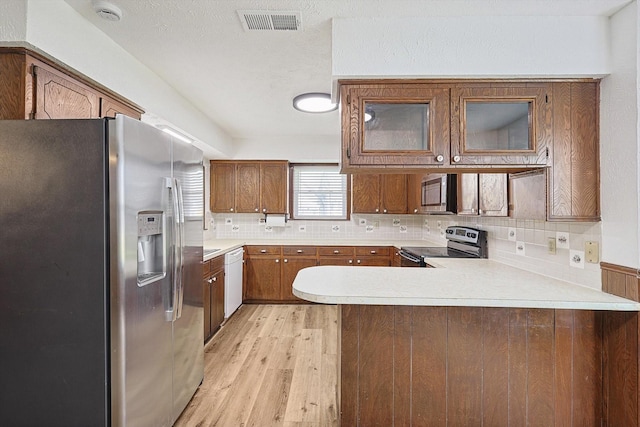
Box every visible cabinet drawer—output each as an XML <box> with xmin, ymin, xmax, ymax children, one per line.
<box><xmin>210</xmin><ymin>255</ymin><xmax>225</xmax><ymax>273</ymax></box>
<box><xmin>246</xmin><ymin>245</ymin><xmax>282</xmax><ymax>256</ymax></box>
<box><xmin>355</xmin><ymin>246</ymin><xmax>390</xmax><ymax>256</ymax></box>
<box><xmin>318</xmin><ymin>257</ymin><xmax>354</xmax><ymax>266</ymax></box>
<box><xmin>283</xmin><ymin>246</ymin><xmax>318</xmax><ymax>257</ymax></box>
<box><xmin>318</xmin><ymin>246</ymin><xmax>354</xmax><ymax>257</ymax></box>
<box><xmin>202</xmin><ymin>259</ymin><xmax>211</xmax><ymax>277</ymax></box>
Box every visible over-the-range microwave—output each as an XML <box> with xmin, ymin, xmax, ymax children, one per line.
<box><xmin>421</xmin><ymin>174</ymin><xmax>458</xmax><ymax>214</ymax></box>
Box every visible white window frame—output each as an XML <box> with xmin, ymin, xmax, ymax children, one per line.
<box><xmin>290</xmin><ymin>164</ymin><xmax>350</xmax><ymax>220</ymax></box>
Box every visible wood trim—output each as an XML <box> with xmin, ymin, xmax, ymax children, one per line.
<box><xmin>338</xmin><ymin>78</ymin><xmax>600</xmax><ymax>87</ymax></box>
<box><xmin>601</xmin><ymin>262</ymin><xmax>638</xmax><ymax>277</ymax></box>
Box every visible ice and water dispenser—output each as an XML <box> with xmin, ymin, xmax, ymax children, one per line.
<box><xmin>137</xmin><ymin>211</ymin><xmax>166</xmax><ymax>286</ymax></box>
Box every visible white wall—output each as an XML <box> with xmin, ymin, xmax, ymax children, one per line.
<box><xmin>332</xmin><ymin>16</ymin><xmax>610</xmax><ymax>80</ymax></box>
<box><xmin>600</xmin><ymin>1</ymin><xmax>639</xmax><ymax>269</ymax></box>
<box><xmin>231</xmin><ymin>135</ymin><xmax>340</xmax><ymax>162</ymax></box>
<box><xmin>0</xmin><ymin>0</ymin><xmax>234</xmax><ymax>159</ymax></box>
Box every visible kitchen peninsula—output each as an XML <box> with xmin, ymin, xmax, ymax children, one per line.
<box><xmin>293</xmin><ymin>263</ymin><xmax>640</xmax><ymax>426</ymax></box>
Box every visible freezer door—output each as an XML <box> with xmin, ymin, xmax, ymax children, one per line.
<box><xmin>171</xmin><ymin>138</ymin><xmax>204</xmax><ymax>423</ymax></box>
<box><xmin>109</xmin><ymin>116</ymin><xmax>174</xmax><ymax>427</ymax></box>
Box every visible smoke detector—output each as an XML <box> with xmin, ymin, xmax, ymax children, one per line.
<box><xmin>237</xmin><ymin>10</ymin><xmax>302</xmax><ymax>31</ymax></box>
<box><xmin>93</xmin><ymin>1</ymin><xmax>122</xmax><ymax>22</ymax></box>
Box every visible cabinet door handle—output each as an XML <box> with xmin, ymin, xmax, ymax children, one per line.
<box><xmin>260</xmin><ymin>249</ymin><xmax>267</xmax><ymax>253</ymax></box>
<box><xmin>297</xmin><ymin>249</ymin><xmax>303</xmax><ymax>253</ymax></box>
<box><xmin>452</xmin><ymin>155</ymin><xmax>461</xmax><ymax>163</ymax></box>
<box><xmin>413</xmin><ymin>208</ymin><xmax>418</xmax><ymax>213</ymax></box>
<box><xmin>436</xmin><ymin>154</ymin><xmax>444</xmax><ymax>162</ymax></box>
<box><xmin>370</xmin><ymin>250</ymin><xmax>376</xmax><ymax>254</ymax></box>
<box><xmin>357</xmin><ymin>259</ymin><xmax>361</xmax><ymax>264</ymax></box>
<box><xmin>375</xmin><ymin>208</ymin><xmax>379</xmax><ymax>213</ymax></box>
<box><xmin>254</xmin><ymin>208</ymin><xmax>259</xmax><ymax>212</ymax></box>
<box><xmin>383</xmin><ymin>209</ymin><xmax>387</xmax><ymax>213</ymax></box>
<box><xmin>262</xmin><ymin>208</ymin><xmax>267</xmax><ymax>213</ymax></box>
<box><xmin>212</xmin><ymin>277</ymin><xmax>217</xmax><ymax>282</ymax></box>
<box><xmin>478</xmin><ymin>209</ymin><xmax>483</xmax><ymax>215</ymax></box>
<box><xmin>333</xmin><ymin>250</ymin><xmax>340</xmax><ymax>254</ymax></box>
<box><xmin>208</xmin><ymin>278</ymin><xmax>213</xmax><ymax>284</ymax></box>
<box><xmin>230</xmin><ymin>208</ymin><xmax>234</xmax><ymax>212</ymax></box>
<box><xmin>284</xmin><ymin>259</ymin><xmax>288</xmax><ymax>263</ymax></box>
<box><xmin>348</xmin><ymin>259</ymin><xmax>353</xmax><ymax>264</ymax></box>
<box><xmin>275</xmin><ymin>259</ymin><xmax>280</xmax><ymax>263</ymax></box>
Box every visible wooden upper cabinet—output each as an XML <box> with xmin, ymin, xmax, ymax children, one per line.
<box><xmin>509</xmin><ymin>169</ymin><xmax>546</xmax><ymax>220</ymax></box>
<box><xmin>457</xmin><ymin>173</ymin><xmax>508</xmax><ymax>217</ymax></box>
<box><xmin>407</xmin><ymin>174</ymin><xmax>423</xmax><ymax>214</ymax></box>
<box><xmin>260</xmin><ymin>162</ymin><xmax>288</xmax><ymax>213</ymax></box>
<box><xmin>236</xmin><ymin>163</ymin><xmax>261</xmax><ymax>213</ymax></box>
<box><xmin>450</xmin><ymin>83</ymin><xmax>552</xmax><ymax>166</ymax></box>
<box><xmin>0</xmin><ymin>48</ymin><xmax>142</xmax><ymax>120</ymax></box>
<box><xmin>548</xmin><ymin>82</ymin><xmax>599</xmax><ymax>221</ymax></box>
<box><xmin>352</xmin><ymin>174</ymin><xmax>407</xmax><ymax>214</ymax></box>
<box><xmin>210</xmin><ymin>160</ymin><xmax>288</xmax><ymax>214</ymax></box>
<box><xmin>340</xmin><ymin>82</ymin><xmax>450</xmax><ymax>171</ymax></box>
<box><xmin>210</xmin><ymin>161</ymin><xmax>236</xmax><ymax>213</ymax></box>
<box><xmin>32</xmin><ymin>64</ymin><xmax>100</xmax><ymax>119</ymax></box>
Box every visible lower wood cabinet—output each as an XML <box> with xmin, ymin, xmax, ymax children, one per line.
<box><xmin>203</xmin><ymin>255</ymin><xmax>225</xmax><ymax>342</ymax></box>
<box><xmin>244</xmin><ymin>245</ymin><xmax>392</xmax><ymax>303</ymax></box>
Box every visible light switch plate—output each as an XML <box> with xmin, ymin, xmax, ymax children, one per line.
<box><xmin>585</xmin><ymin>241</ymin><xmax>599</xmax><ymax>263</ymax></box>
<box><xmin>547</xmin><ymin>237</ymin><xmax>556</xmax><ymax>254</ymax></box>
<box><xmin>516</xmin><ymin>241</ymin><xmax>526</xmax><ymax>256</ymax></box>
<box><xmin>556</xmin><ymin>232</ymin><xmax>570</xmax><ymax>249</ymax></box>
<box><xmin>508</xmin><ymin>227</ymin><xmax>516</xmax><ymax>241</ymax></box>
<box><xmin>570</xmin><ymin>250</ymin><xmax>585</xmax><ymax>269</ymax></box>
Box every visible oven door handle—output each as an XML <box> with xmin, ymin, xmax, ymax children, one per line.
<box><xmin>399</xmin><ymin>250</ymin><xmax>423</xmax><ymax>264</ymax></box>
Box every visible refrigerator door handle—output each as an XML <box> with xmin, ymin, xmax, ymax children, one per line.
<box><xmin>165</xmin><ymin>177</ymin><xmax>179</xmax><ymax>322</ymax></box>
<box><xmin>174</xmin><ymin>177</ymin><xmax>185</xmax><ymax>319</ymax></box>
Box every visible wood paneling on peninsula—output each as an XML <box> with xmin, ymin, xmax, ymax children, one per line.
<box><xmin>601</xmin><ymin>262</ymin><xmax>640</xmax><ymax>426</ymax></box>
<box><xmin>340</xmin><ymin>305</ymin><xmax>603</xmax><ymax>426</ymax></box>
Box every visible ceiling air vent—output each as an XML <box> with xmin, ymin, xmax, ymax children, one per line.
<box><xmin>237</xmin><ymin>10</ymin><xmax>302</xmax><ymax>31</ymax></box>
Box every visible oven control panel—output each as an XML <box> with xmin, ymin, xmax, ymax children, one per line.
<box><xmin>445</xmin><ymin>226</ymin><xmax>485</xmax><ymax>245</ymax></box>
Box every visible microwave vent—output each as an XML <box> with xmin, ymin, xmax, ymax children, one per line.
<box><xmin>237</xmin><ymin>10</ymin><xmax>302</xmax><ymax>31</ymax></box>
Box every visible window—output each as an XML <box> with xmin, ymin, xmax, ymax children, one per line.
<box><xmin>290</xmin><ymin>164</ymin><xmax>350</xmax><ymax>220</ymax></box>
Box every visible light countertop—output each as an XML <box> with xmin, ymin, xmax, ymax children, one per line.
<box><xmin>292</xmin><ymin>260</ymin><xmax>640</xmax><ymax>311</ymax></box>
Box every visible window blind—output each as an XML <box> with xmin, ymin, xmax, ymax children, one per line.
<box><xmin>292</xmin><ymin>165</ymin><xmax>347</xmax><ymax>220</ymax></box>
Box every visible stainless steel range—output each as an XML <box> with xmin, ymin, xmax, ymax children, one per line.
<box><xmin>399</xmin><ymin>226</ymin><xmax>488</xmax><ymax>267</ymax></box>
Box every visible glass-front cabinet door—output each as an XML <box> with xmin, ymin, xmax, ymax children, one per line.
<box><xmin>340</xmin><ymin>84</ymin><xmax>450</xmax><ymax>170</ymax></box>
<box><xmin>450</xmin><ymin>84</ymin><xmax>551</xmax><ymax>166</ymax></box>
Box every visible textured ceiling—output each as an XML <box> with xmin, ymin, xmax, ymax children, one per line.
<box><xmin>64</xmin><ymin>0</ymin><xmax>630</xmax><ymax>141</ymax></box>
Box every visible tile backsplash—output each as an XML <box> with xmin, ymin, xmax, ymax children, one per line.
<box><xmin>211</xmin><ymin>213</ymin><xmax>602</xmax><ymax>289</ymax></box>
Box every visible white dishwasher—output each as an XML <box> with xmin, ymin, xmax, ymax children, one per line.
<box><xmin>224</xmin><ymin>247</ymin><xmax>244</xmax><ymax>319</ymax></box>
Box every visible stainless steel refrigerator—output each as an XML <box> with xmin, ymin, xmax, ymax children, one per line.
<box><xmin>0</xmin><ymin>115</ymin><xmax>204</xmax><ymax>426</ymax></box>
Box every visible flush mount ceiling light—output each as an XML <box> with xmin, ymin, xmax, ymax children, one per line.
<box><xmin>292</xmin><ymin>93</ymin><xmax>337</xmax><ymax>113</ymax></box>
<box><xmin>93</xmin><ymin>1</ymin><xmax>122</xmax><ymax>21</ymax></box>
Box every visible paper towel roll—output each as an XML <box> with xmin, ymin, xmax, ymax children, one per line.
<box><xmin>265</xmin><ymin>214</ymin><xmax>286</xmax><ymax>227</ymax></box>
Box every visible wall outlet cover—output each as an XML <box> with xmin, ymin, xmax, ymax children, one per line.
<box><xmin>231</xmin><ymin>224</ymin><xmax>240</xmax><ymax>232</ymax></box>
<box><xmin>437</xmin><ymin>220</ymin><xmax>442</xmax><ymax>228</ymax></box>
<box><xmin>392</xmin><ymin>218</ymin><xmax>401</xmax><ymax>226</ymax></box>
<box><xmin>508</xmin><ymin>227</ymin><xmax>516</xmax><ymax>241</ymax></box>
<box><xmin>331</xmin><ymin>224</ymin><xmax>340</xmax><ymax>232</ymax></box>
<box><xmin>585</xmin><ymin>241</ymin><xmax>599</xmax><ymax>263</ymax></box>
<box><xmin>264</xmin><ymin>225</ymin><xmax>273</xmax><ymax>232</ymax></box>
<box><xmin>399</xmin><ymin>225</ymin><xmax>408</xmax><ymax>233</ymax></box>
<box><xmin>225</xmin><ymin>218</ymin><xmax>233</xmax><ymax>225</ymax></box>
<box><xmin>547</xmin><ymin>237</ymin><xmax>556</xmax><ymax>255</ymax></box>
<box><xmin>423</xmin><ymin>218</ymin><xmax>429</xmax><ymax>225</ymax></box>
<box><xmin>516</xmin><ymin>241</ymin><xmax>526</xmax><ymax>256</ymax></box>
<box><xmin>424</xmin><ymin>226</ymin><xmax>430</xmax><ymax>234</ymax></box>
<box><xmin>358</xmin><ymin>218</ymin><xmax>367</xmax><ymax>226</ymax></box>
<box><xmin>365</xmin><ymin>225</ymin><xmax>374</xmax><ymax>233</ymax></box>
<box><xmin>570</xmin><ymin>250</ymin><xmax>585</xmax><ymax>269</ymax></box>
<box><xmin>298</xmin><ymin>225</ymin><xmax>306</xmax><ymax>232</ymax></box>
<box><xmin>258</xmin><ymin>217</ymin><xmax>265</xmax><ymax>224</ymax></box>
<box><xmin>373</xmin><ymin>221</ymin><xmax>380</xmax><ymax>228</ymax></box>
<box><xmin>556</xmin><ymin>231</ymin><xmax>570</xmax><ymax>249</ymax></box>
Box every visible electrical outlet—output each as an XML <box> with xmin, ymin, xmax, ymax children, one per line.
<box><xmin>547</xmin><ymin>237</ymin><xmax>556</xmax><ymax>254</ymax></box>
<box><xmin>585</xmin><ymin>241</ymin><xmax>599</xmax><ymax>263</ymax></box>
<box><xmin>516</xmin><ymin>241</ymin><xmax>526</xmax><ymax>256</ymax></box>
<box><xmin>570</xmin><ymin>250</ymin><xmax>585</xmax><ymax>269</ymax></box>
<box><xmin>358</xmin><ymin>218</ymin><xmax>367</xmax><ymax>226</ymax></box>
<box><xmin>508</xmin><ymin>227</ymin><xmax>516</xmax><ymax>241</ymax></box>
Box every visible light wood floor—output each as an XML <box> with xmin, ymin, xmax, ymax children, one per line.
<box><xmin>175</xmin><ymin>304</ymin><xmax>339</xmax><ymax>427</ymax></box>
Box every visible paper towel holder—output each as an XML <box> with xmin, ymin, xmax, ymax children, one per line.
<box><xmin>264</xmin><ymin>213</ymin><xmax>289</xmax><ymax>223</ymax></box>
